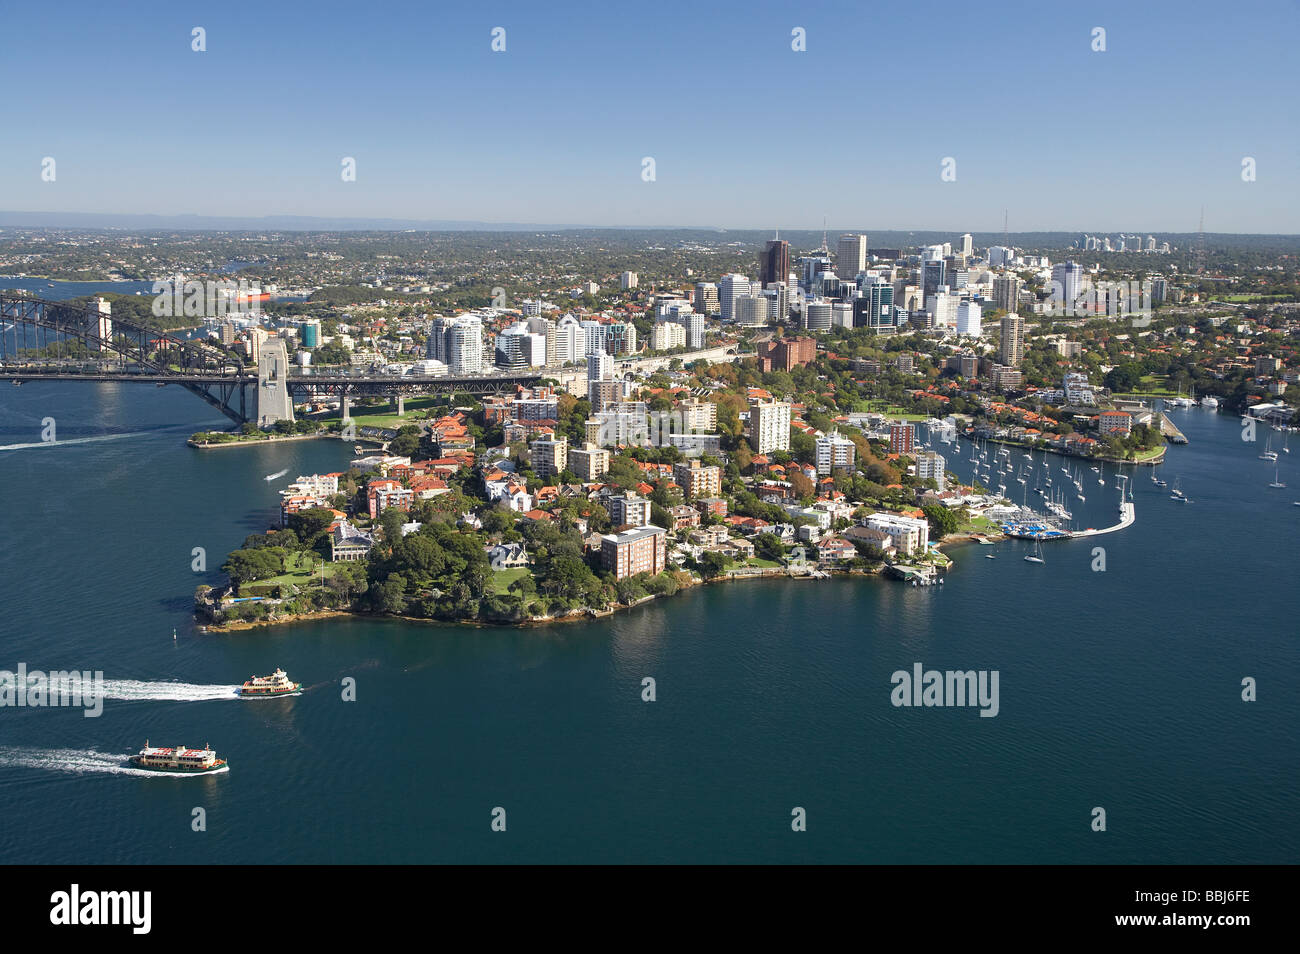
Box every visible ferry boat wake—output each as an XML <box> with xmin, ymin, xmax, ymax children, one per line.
<box><xmin>0</xmin><ymin>746</ymin><xmax>189</xmax><ymax>778</ymax></box>
<box><xmin>0</xmin><ymin>432</ymin><xmax>146</xmax><ymax>453</ymax></box>
<box><xmin>49</xmin><ymin>678</ymin><xmax>243</xmax><ymax>703</ymax></box>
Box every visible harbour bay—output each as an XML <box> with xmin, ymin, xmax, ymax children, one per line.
<box><xmin>0</xmin><ymin>383</ymin><xmax>1294</xmax><ymax>863</ymax></box>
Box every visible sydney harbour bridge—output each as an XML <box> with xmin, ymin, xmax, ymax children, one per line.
<box><xmin>0</xmin><ymin>294</ymin><xmax>541</xmax><ymax>426</ymax></box>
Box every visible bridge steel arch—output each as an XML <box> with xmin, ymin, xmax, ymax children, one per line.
<box><xmin>1</xmin><ymin>294</ymin><xmax>546</xmax><ymax>425</ymax></box>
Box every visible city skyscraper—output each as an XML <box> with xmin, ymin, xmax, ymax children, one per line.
<box><xmin>761</xmin><ymin>239</ymin><xmax>790</xmax><ymax>288</ymax></box>
<box><xmin>587</xmin><ymin>350</ymin><xmax>613</xmax><ymax>384</ymax></box>
<box><xmin>447</xmin><ymin>316</ymin><xmax>483</xmax><ymax>373</ymax></box>
<box><xmin>747</xmin><ymin>400</ymin><xmax>791</xmax><ymax>455</ymax></box>
<box><xmin>999</xmin><ymin>312</ymin><xmax>1025</xmax><ymax>367</ymax></box>
<box><xmin>993</xmin><ymin>275</ymin><xmax>1021</xmax><ymax>314</ymax></box>
<box><xmin>853</xmin><ymin>281</ymin><xmax>894</xmax><ymax>331</ymax></box>
<box><xmin>718</xmin><ymin>274</ymin><xmax>752</xmax><ymax>321</ymax></box>
<box><xmin>836</xmin><ymin>233</ymin><xmax>867</xmax><ymax>281</ymax></box>
<box><xmin>956</xmin><ymin>301</ymin><xmax>982</xmax><ymax>336</ymax></box>
<box><xmin>922</xmin><ymin>259</ymin><xmax>946</xmax><ymax>297</ymax></box>
<box><xmin>428</xmin><ymin>315</ymin><xmax>483</xmax><ymax>373</ymax></box>
<box><xmin>693</xmin><ymin>282</ymin><xmax>720</xmax><ymax>315</ymax></box>
<box><xmin>1051</xmin><ymin>261</ymin><xmax>1083</xmax><ymax>304</ymax></box>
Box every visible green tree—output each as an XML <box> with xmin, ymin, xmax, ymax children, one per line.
<box><xmin>922</xmin><ymin>504</ymin><xmax>959</xmax><ymax>540</ymax></box>
<box><xmin>699</xmin><ymin>551</ymin><xmax>732</xmax><ymax>579</ymax></box>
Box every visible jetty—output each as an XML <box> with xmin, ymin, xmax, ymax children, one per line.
<box><xmin>1072</xmin><ymin>502</ymin><xmax>1135</xmax><ymax>537</ymax></box>
<box><xmin>1152</xmin><ymin>413</ymin><xmax>1187</xmax><ymax>444</ymax></box>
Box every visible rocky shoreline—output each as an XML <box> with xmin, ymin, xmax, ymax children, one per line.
<box><xmin>194</xmin><ymin>558</ymin><xmax>923</xmax><ymax>634</ymax></box>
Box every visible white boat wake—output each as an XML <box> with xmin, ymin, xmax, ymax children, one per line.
<box><xmin>0</xmin><ymin>746</ymin><xmax>228</xmax><ymax>777</ymax></box>
<box><xmin>0</xmin><ymin>432</ymin><xmax>145</xmax><ymax>452</ymax></box>
<box><xmin>265</xmin><ymin>469</ymin><xmax>289</xmax><ymax>481</ymax></box>
<box><xmin>48</xmin><ymin>678</ymin><xmax>241</xmax><ymax>702</ymax></box>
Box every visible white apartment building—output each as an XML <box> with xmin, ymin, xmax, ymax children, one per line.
<box><xmin>865</xmin><ymin>513</ymin><xmax>930</xmax><ymax>555</ymax></box>
<box><xmin>815</xmin><ymin>431</ymin><xmax>856</xmax><ymax>475</ymax></box>
<box><xmin>956</xmin><ymin>301</ymin><xmax>982</xmax><ymax>336</ymax></box>
<box><xmin>748</xmin><ymin>400</ymin><xmax>791</xmax><ymax>455</ymax></box>
<box><xmin>915</xmin><ymin>450</ymin><xmax>946</xmax><ymax>491</ymax></box>
<box><xmin>650</xmin><ymin>321</ymin><xmax>686</xmax><ymax>351</ymax></box>
<box><xmin>718</xmin><ymin>274</ymin><xmax>752</xmax><ymax>321</ymax></box>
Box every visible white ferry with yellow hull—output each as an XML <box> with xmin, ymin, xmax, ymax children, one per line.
<box><xmin>236</xmin><ymin>668</ymin><xmax>302</xmax><ymax>697</ymax></box>
<box><xmin>130</xmin><ymin>741</ymin><xmax>228</xmax><ymax>775</ymax></box>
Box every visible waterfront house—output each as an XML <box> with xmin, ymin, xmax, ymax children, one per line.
<box><xmin>844</xmin><ymin>525</ymin><xmax>896</xmax><ymax>559</ymax></box>
<box><xmin>816</xmin><ymin>536</ymin><xmax>857</xmax><ymax>563</ymax></box>
<box><xmin>331</xmin><ymin>521</ymin><xmax>375</xmax><ymax>562</ymax></box>
<box><xmin>711</xmin><ymin>538</ymin><xmax>755</xmax><ymax>561</ymax></box>
<box><xmin>689</xmin><ymin>525</ymin><xmax>731</xmax><ymax>547</ymax></box>
<box><xmin>797</xmin><ymin>523</ymin><xmax>823</xmax><ymax>544</ymax></box>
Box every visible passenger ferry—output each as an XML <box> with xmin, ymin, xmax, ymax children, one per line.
<box><xmin>131</xmin><ymin>741</ymin><xmax>227</xmax><ymax>774</ymax></box>
<box><xmin>237</xmin><ymin>668</ymin><xmax>302</xmax><ymax>697</ymax></box>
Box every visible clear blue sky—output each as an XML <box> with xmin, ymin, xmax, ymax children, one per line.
<box><xmin>1</xmin><ymin>0</ymin><xmax>1296</xmax><ymax>232</ymax></box>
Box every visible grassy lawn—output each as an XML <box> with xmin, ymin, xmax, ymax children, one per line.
<box><xmin>321</xmin><ymin>396</ymin><xmax>446</xmax><ymax>430</ymax></box>
<box><xmin>1128</xmin><ymin>376</ymin><xmax>1178</xmax><ymax>397</ymax></box>
<box><xmin>745</xmin><ymin>557</ymin><xmax>783</xmax><ymax>568</ymax></box>
<box><xmin>856</xmin><ymin>400</ymin><xmax>928</xmax><ymax>421</ymax></box>
<box><xmin>258</xmin><ymin>551</ymin><xmax>347</xmax><ymax>589</ymax></box>
<box><xmin>488</xmin><ymin>567</ymin><xmax>531</xmax><ymax>594</ymax></box>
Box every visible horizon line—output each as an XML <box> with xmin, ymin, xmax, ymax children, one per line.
<box><xmin>0</xmin><ymin>211</ymin><xmax>1293</xmax><ymax>238</ymax></box>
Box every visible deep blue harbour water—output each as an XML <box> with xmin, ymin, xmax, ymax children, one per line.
<box><xmin>0</xmin><ymin>383</ymin><xmax>1295</xmax><ymax>863</ymax></box>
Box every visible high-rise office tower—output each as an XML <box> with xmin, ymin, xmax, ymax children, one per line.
<box><xmin>761</xmin><ymin>282</ymin><xmax>788</xmax><ymax>323</ymax></box>
<box><xmin>853</xmin><ymin>281</ymin><xmax>895</xmax><ymax>331</ymax></box>
<box><xmin>718</xmin><ymin>274</ymin><xmax>752</xmax><ymax>321</ymax></box>
<box><xmin>735</xmin><ymin>294</ymin><xmax>770</xmax><ymax>326</ymax></box>
<box><xmin>1051</xmin><ymin>261</ymin><xmax>1083</xmax><ymax>303</ymax></box>
<box><xmin>761</xmin><ymin>239</ymin><xmax>790</xmax><ymax>288</ymax></box>
<box><xmin>495</xmin><ymin>326</ymin><xmax>528</xmax><ymax>371</ymax></box>
<box><xmin>803</xmin><ymin>300</ymin><xmax>832</xmax><ymax>331</ymax></box>
<box><xmin>960</xmin><ymin>233</ymin><xmax>973</xmax><ymax>259</ymax></box>
<box><xmin>799</xmin><ymin>256</ymin><xmax>834</xmax><ymax>292</ymax></box>
<box><xmin>922</xmin><ymin>259</ymin><xmax>946</xmax><ymax>297</ymax></box>
<box><xmin>836</xmin><ymin>233</ymin><xmax>868</xmax><ymax>281</ymax></box>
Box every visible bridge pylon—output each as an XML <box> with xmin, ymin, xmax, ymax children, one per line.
<box><xmin>255</xmin><ymin>338</ymin><xmax>295</xmax><ymax>427</ymax></box>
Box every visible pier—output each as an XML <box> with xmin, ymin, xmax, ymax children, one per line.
<box><xmin>1153</xmin><ymin>413</ymin><xmax>1187</xmax><ymax>444</ymax></box>
<box><xmin>1072</xmin><ymin>502</ymin><xmax>1135</xmax><ymax>537</ymax></box>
